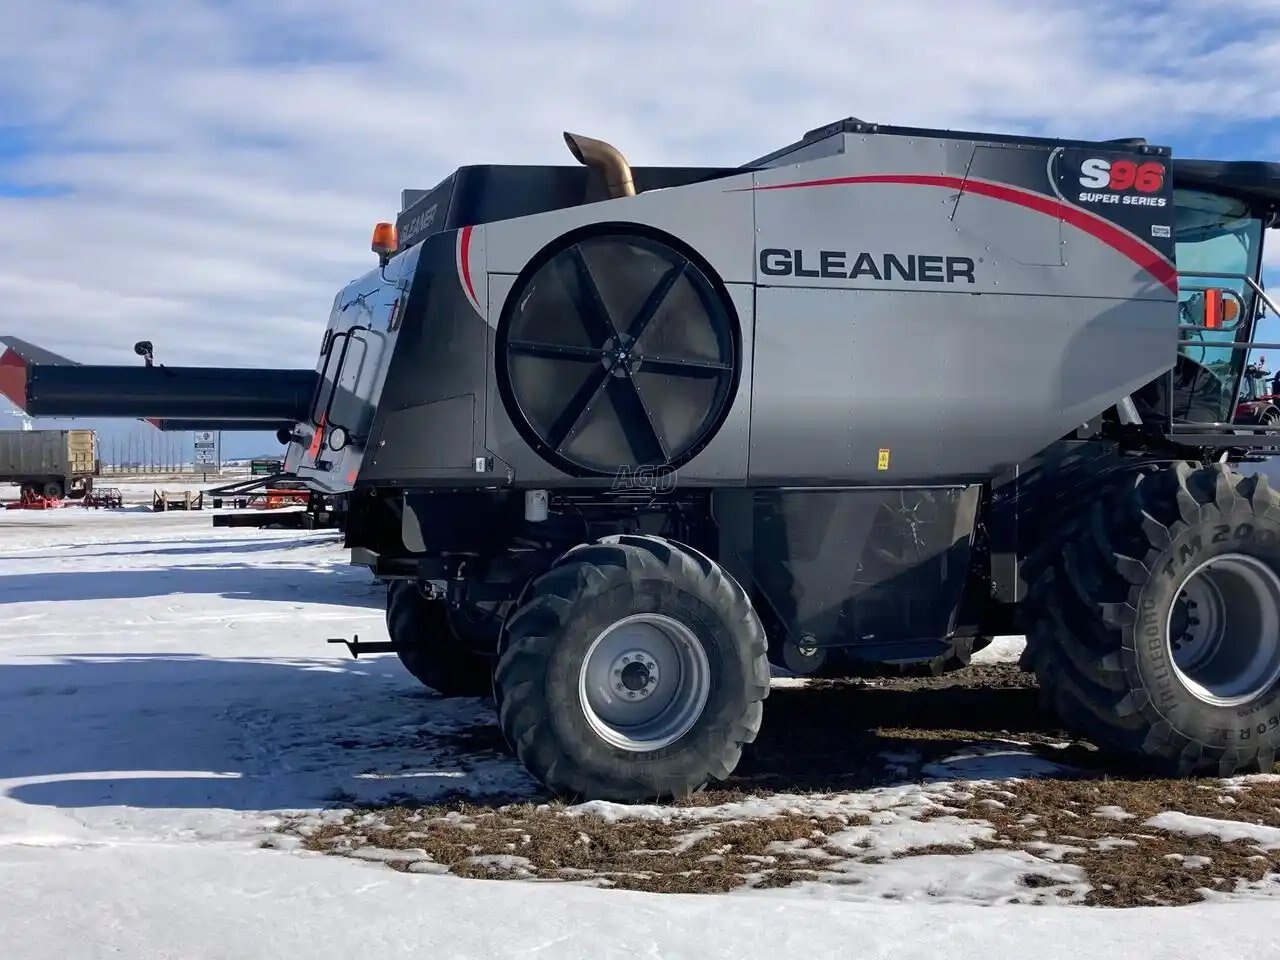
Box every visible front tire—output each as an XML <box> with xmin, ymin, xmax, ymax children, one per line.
<box><xmin>386</xmin><ymin>581</ymin><xmax>494</xmax><ymax>697</ymax></box>
<box><xmin>494</xmin><ymin>535</ymin><xmax>770</xmax><ymax>802</ymax></box>
<box><xmin>1023</xmin><ymin>462</ymin><xmax>1280</xmax><ymax>776</ymax></box>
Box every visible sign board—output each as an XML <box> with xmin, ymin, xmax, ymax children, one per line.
<box><xmin>193</xmin><ymin>430</ymin><xmax>219</xmax><ymax>471</ymax></box>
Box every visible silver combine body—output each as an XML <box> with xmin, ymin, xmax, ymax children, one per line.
<box><xmin>289</xmin><ymin>120</ymin><xmax>1180</xmax><ymax>493</ymax></box>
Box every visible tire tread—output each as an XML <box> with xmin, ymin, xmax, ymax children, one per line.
<box><xmin>1024</xmin><ymin>462</ymin><xmax>1280</xmax><ymax>776</ymax></box>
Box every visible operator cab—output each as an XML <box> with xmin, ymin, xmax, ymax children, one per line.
<box><xmin>1136</xmin><ymin>159</ymin><xmax>1280</xmax><ymax>437</ymax></box>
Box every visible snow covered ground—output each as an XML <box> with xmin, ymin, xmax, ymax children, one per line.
<box><xmin>1</xmin><ymin>490</ymin><xmax>1278</xmax><ymax>957</ymax></box>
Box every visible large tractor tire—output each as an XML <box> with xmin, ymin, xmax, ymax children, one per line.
<box><xmin>1023</xmin><ymin>462</ymin><xmax>1280</xmax><ymax>776</ymax></box>
<box><xmin>494</xmin><ymin>534</ymin><xmax>770</xmax><ymax>802</ymax></box>
<box><xmin>386</xmin><ymin>581</ymin><xmax>494</xmax><ymax>698</ymax></box>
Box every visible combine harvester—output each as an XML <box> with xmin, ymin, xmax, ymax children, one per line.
<box><xmin>5</xmin><ymin>117</ymin><xmax>1280</xmax><ymax>800</ymax></box>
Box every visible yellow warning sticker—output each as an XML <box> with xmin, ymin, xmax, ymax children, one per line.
<box><xmin>877</xmin><ymin>448</ymin><xmax>891</xmax><ymax>471</ymax></box>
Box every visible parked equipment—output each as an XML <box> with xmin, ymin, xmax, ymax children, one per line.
<box><xmin>80</xmin><ymin>487</ymin><xmax>123</xmax><ymax>509</ymax></box>
<box><xmin>6</xmin><ymin>117</ymin><xmax>1280</xmax><ymax>800</ymax></box>
<box><xmin>0</xmin><ymin>428</ymin><xmax>97</xmax><ymax>499</ymax></box>
<box><xmin>152</xmin><ymin>489</ymin><xmax>203</xmax><ymax>511</ymax></box>
<box><xmin>3</xmin><ymin>489</ymin><xmax>66</xmax><ymax>510</ymax></box>
<box><xmin>206</xmin><ymin>471</ymin><xmax>345</xmax><ymax>529</ymax></box>
<box><xmin>1234</xmin><ymin>359</ymin><xmax>1280</xmax><ymax>427</ymax></box>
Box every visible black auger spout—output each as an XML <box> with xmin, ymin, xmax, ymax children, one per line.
<box><xmin>0</xmin><ymin>337</ymin><xmax>317</xmax><ymax>424</ymax></box>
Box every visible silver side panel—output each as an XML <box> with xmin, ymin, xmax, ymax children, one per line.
<box><xmin>482</xmin><ymin>171</ymin><xmax>758</xmax><ymax>285</ymax></box>
<box><xmin>749</xmin><ymin>286</ymin><xmax>1171</xmax><ymax>482</ymax></box>
<box><xmin>378</xmin><ymin>129</ymin><xmax>1176</xmax><ymax>488</ymax></box>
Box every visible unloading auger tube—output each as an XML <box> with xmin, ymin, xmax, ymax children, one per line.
<box><xmin>0</xmin><ymin>336</ymin><xmax>317</xmax><ymax>425</ymax></box>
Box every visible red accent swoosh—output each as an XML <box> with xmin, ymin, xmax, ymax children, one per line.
<box><xmin>459</xmin><ymin>225</ymin><xmax>477</xmax><ymax>307</ymax></box>
<box><xmin>0</xmin><ymin>347</ymin><xmax>28</xmax><ymax>412</ymax></box>
<box><xmin>307</xmin><ymin>412</ymin><xmax>326</xmax><ymax>461</ymax></box>
<box><xmin>743</xmin><ymin>173</ymin><xmax>1178</xmax><ymax>294</ymax></box>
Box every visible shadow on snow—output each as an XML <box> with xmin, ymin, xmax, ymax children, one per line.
<box><xmin>0</xmin><ymin>652</ymin><xmax>1122</xmax><ymax>815</ymax></box>
<box><xmin>0</xmin><ymin>561</ymin><xmax>385</xmax><ymax>607</ymax></box>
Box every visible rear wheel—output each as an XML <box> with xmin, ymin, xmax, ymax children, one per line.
<box><xmin>494</xmin><ymin>535</ymin><xmax>769</xmax><ymax>801</ymax></box>
<box><xmin>386</xmin><ymin>581</ymin><xmax>494</xmax><ymax>697</ymax></box>
<box><xmin>42</xmin><ymin>480</ymin><xmax>63</xmax><ymax>499</ymax></box>
<box><xmin>1023</xmin><ymin>462</ymin><xmax>1280</xmax><ymax>775</ymax></box>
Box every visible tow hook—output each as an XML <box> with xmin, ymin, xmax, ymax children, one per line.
<box><xmin>328</xmin><ymin>634</ymin><xmax>401</xmax><ymax>659</ymax></box>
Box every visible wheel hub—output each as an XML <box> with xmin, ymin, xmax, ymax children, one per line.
<box><xmin>614</xmin><ymin>650</ymin><xmax>660</xmax><ymax>700</ymax></box>
<box><xmin>600</xmin><ymin>335</ymin><xmax>641</xmax><ymax>378</ymax></box>
<box><xmin>1166</xmin><ymin>552</ymin><xmax>1280</xmax><ymax>707</ymax></box>
<box><xmin>1171</xmin><ymin>579</ymin><xmax>1222</xmax><ymax>667</ymax></box>
<box><xmin>578</xmin><ymin>613</ymin><xmax>711</xmax><ymax>752</ymax></box>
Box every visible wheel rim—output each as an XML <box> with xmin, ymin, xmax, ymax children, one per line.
<box><xmin>578</xmin><ymin>613</ymin><xmax>710</xmax><ymax>751</ymax></box>
<box><xmin>1166</xmin><ymin>552</ymin><xmax>1280</xmax><ymax>706</ymax></box>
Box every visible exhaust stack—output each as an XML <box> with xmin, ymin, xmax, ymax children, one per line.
<box><xmin>563</xmin><ymin>132</ymin><xmax>635</xmax><ymax>199</ymax></box>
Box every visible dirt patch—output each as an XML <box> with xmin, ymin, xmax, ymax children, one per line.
<box><xmin>943</xmin><ymin>778</ymin><xmax>1280</xmax><ymax>906</ymax></box>
<box><xmin>281</xmin><ymin>777</ymin><xmax>1280</xmax><ymax>905</ymax></box>
<box><xmin>276</xmin><ymin>663</ymin><xmax>1280</xmax><ymax>906</ymax></box>
<box><xmin>288</xmin><ymin>803</ymin><xmax>865</xmax><ymax>894</ymax></box>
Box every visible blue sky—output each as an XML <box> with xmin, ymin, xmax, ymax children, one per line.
<box><xmin>3</xmin><ymin>0</ymin><xmax>1280</xmax><ymax>457</ymax></box>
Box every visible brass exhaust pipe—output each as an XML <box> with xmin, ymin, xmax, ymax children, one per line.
<box><xmin>563</xmin><ymin>131</ymin><xmax>635</xmax><ymax>198</ymax></box>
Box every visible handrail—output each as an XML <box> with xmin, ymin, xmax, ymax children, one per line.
<box><xmin>310</xmin><ymin>331</ymin><xmax>348</xmax><ymax>427</ymax></box>
<box><xmin>1177</xmin><ymin>339</ymin><xmax>1280</xmax><ymax>350</ymax></box>
<box><xmin>318</xmin><ymin>325</ymin><xmax>370</xmax><ymax>439</ymax></box>
<box><xmin>323</xmin><ymin>328</ymin><xmax>371</xmax><ymax>444</ymax></box>
<box><xmin>308</xmin><ymin>331</ymin><xmax>342</xmax><ymax>426</ymax></box>
<box><xmin>1172</xmin><ymin>422</ymin><xmax>1280</xmax><ymax>433</ymax></box>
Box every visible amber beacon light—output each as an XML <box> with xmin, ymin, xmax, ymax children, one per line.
<box><xmin>372</xmin><ymin>222</ymin><xmax>399</xmax><ymax>264</ymax></box>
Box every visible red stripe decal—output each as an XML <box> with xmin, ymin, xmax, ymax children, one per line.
<box><xmin>744</xmin><ymin>174</ymin><xmax>1178</xmax><ymax>294</ymax></box>
<box><xmin>0</xmin><ymin>348</ymin><xmax>28</xmax><ymax>412</ymax></box>
<box><xmin>307</xmin><ymin>412</ymin><xmax>326</xmax><ymax>461</ymax></box>
<box><xmin>459</xmin><ymin>225</ymin><xmax>477</xmax><ymax>307</ymax></box>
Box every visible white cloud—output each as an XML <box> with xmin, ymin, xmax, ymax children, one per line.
<box><xmin>2</xmin><ymin>0</ymin><xmax>1280</xmax><ymax>370</ymax></box>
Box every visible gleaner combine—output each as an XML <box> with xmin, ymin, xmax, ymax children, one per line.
<box><xmin>5</xmin><ymin>116</ymin><xmax>1280</xmax><ymax>800</ymax></box>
